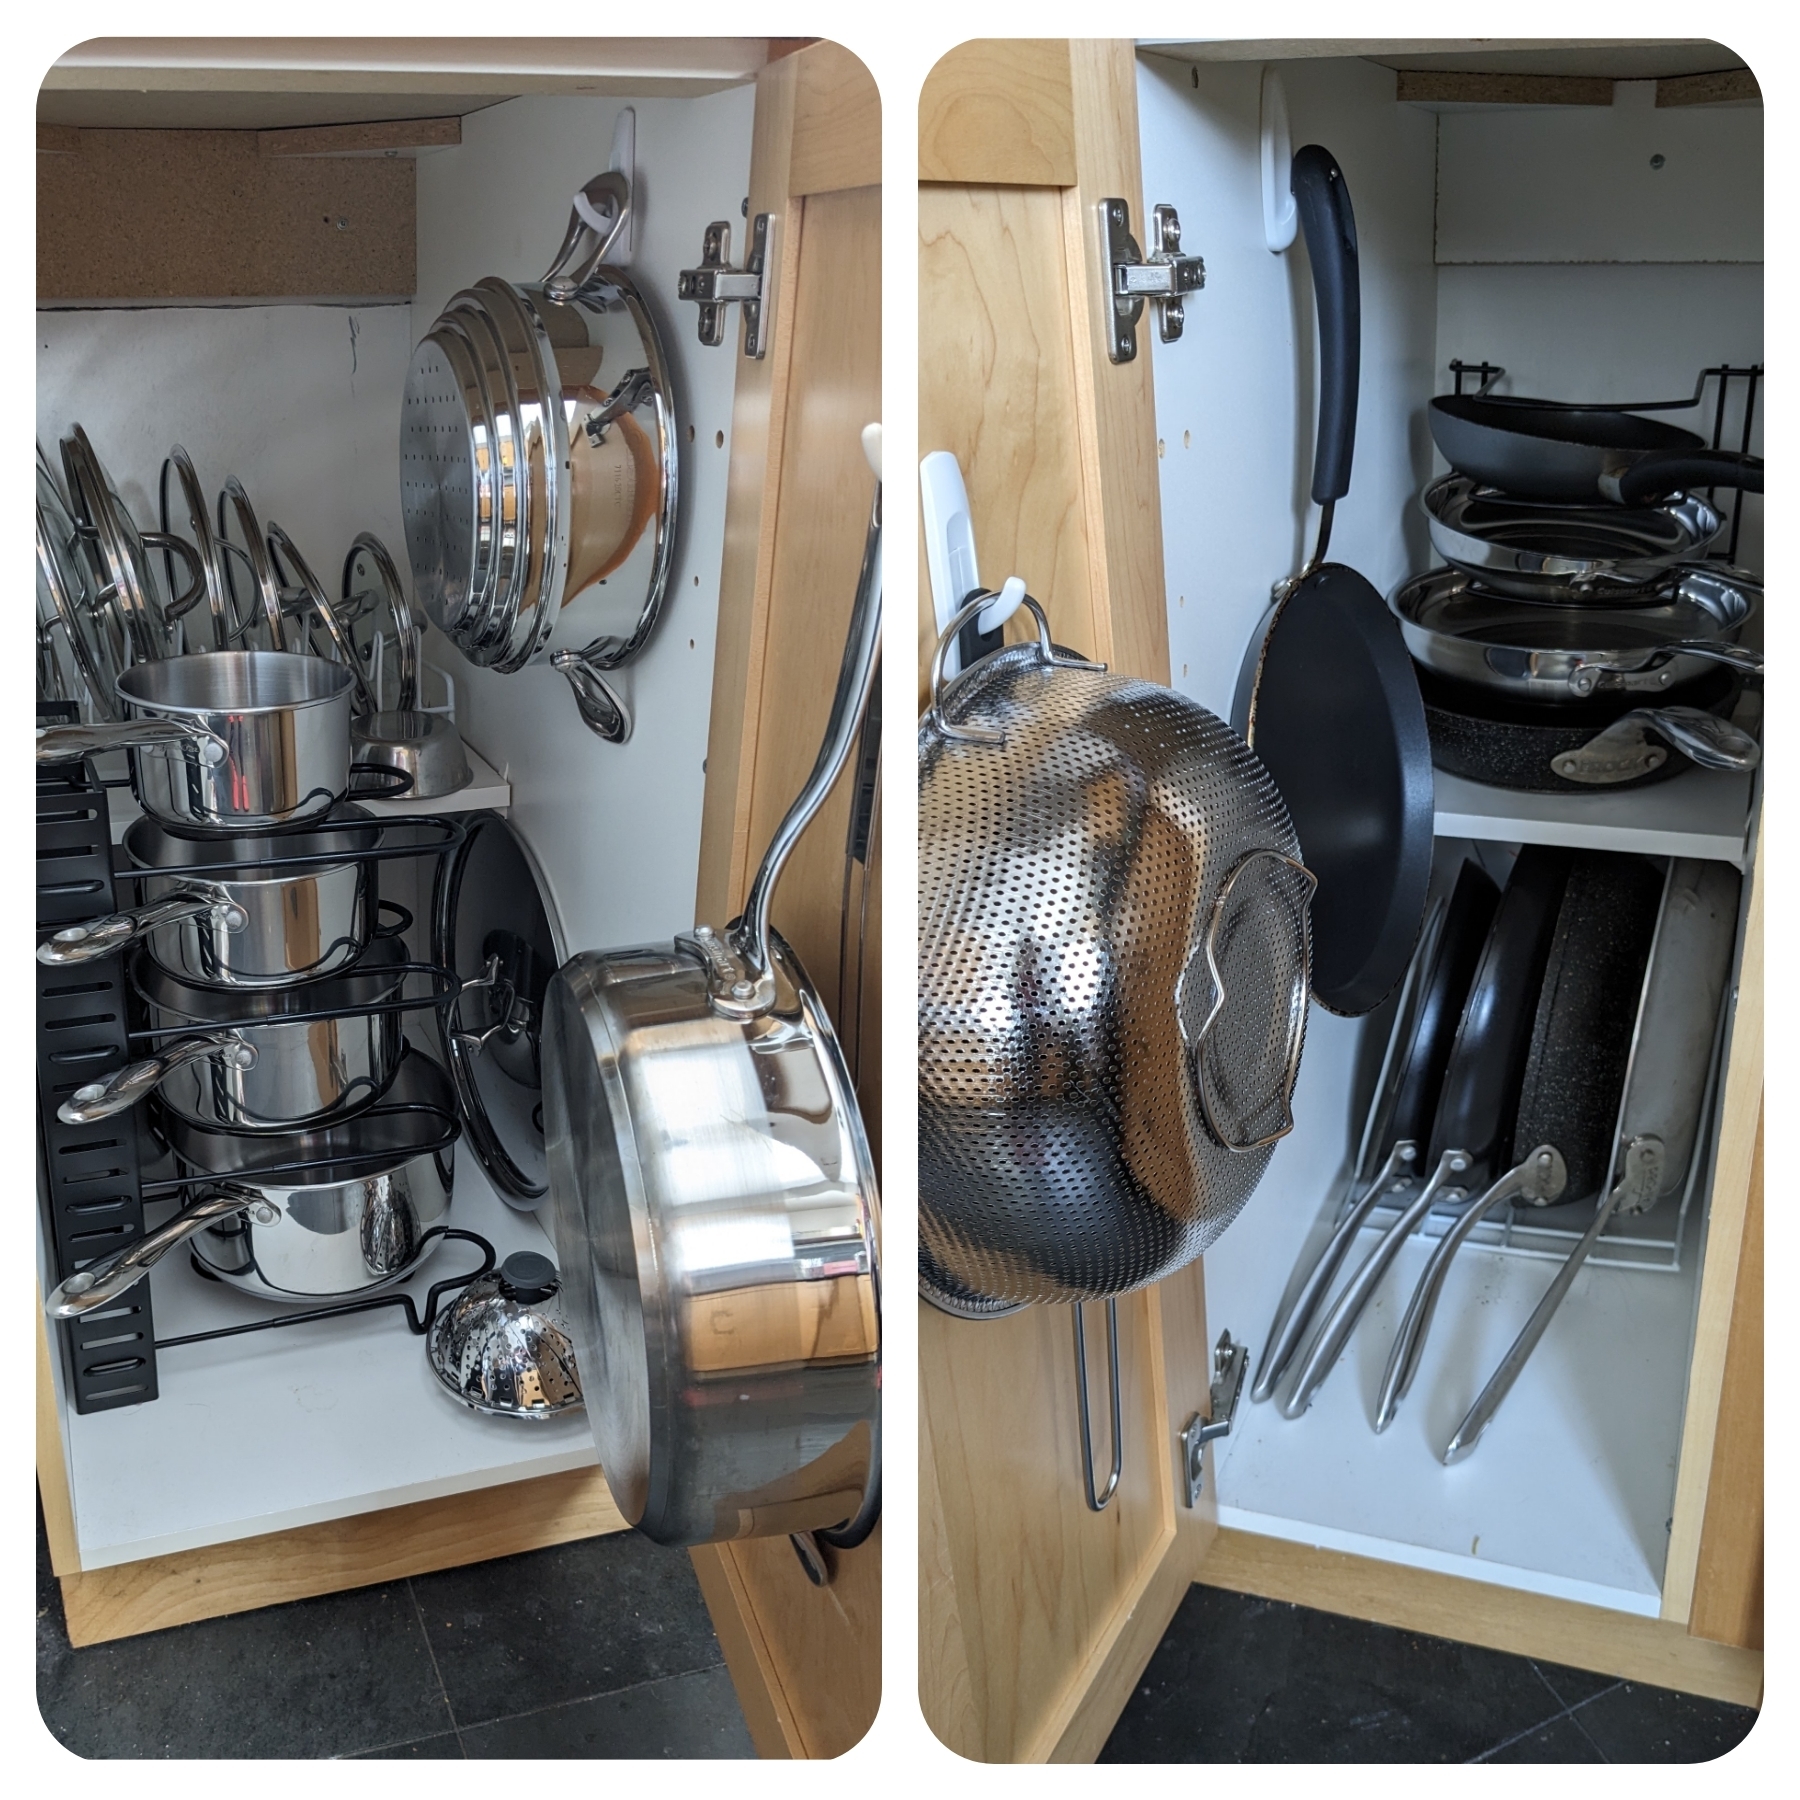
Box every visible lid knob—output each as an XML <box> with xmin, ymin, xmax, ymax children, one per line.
<box><xmin>497</xmin><ymin>1250</ymin><xmax>559</xmax><ymax>1304</ymax></box>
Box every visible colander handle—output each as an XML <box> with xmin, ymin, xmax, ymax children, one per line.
<box><xmin>924</xmin><ymin>592</ymin><xmax>1105</xmax><ymax>745</ymax></box>
<box><xmin>1186</xmin><ymin>849</ymin><xmax>1318</xmax><ymax>1154</ymax></box>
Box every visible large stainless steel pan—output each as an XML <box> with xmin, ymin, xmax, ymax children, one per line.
<box><xmin>46</xmin><ymin>1046</ymin><xmax>457</xmax><ymax>1314</ymax></box>
<box><xmin>543</xmin><ymin>455</ymin><xmax>880</xmax><ymax>1548</ymax></box>
<box><xmin>34</xmin><ymin>650</ymin><xmax>354</xmax><ymax>831</ymax></box>
<box><xmin>1392</xmin><ymin>565</ymin><xmax>1762</xmax><ymax>704</ymax></box>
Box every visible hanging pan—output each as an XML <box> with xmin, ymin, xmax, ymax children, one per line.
<box><xmin>543</xmin><ymin>443</ymin><xmax>881</xmax><ymax>1549</ymax></box>
<box><xmin>1233</xmin><ymin>144</ymin><xmax>1433</xmax><ymax>1018</ymax></box>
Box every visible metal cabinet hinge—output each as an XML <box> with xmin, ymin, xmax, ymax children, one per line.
<box><xmin>1179</xmin><ymin>1330</ymin><xmax>1248</xmax><ymax>1507</ymax></box>
<box><xmin>677</xmin><ymin>214</ymin><xmax>779</xmax><ymax>358</ymax></box>
<box><xmin>1098</xmin><ymin>198</ymin><xmax>1205</xmax><ymax>364</ymax></box>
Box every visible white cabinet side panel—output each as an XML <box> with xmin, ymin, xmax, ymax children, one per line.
<box><xmin>412</xmin><ymin>88</ymin><xmax>755</xmax><ymax>957</ymax></box>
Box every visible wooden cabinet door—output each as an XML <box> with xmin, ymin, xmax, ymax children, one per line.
<box><xmin>688</xmin><ymin>39</ymin><xmax>883</xmax><ymax>1759</ymax></box>
<box><xmin>917</xmin><ymin>39</ymin><xmax>1221</xmax><ymax>1763</ymax></box>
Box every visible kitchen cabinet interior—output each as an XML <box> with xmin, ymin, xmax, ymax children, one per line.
<box><xmin>35</xmin><ymin>36</ymin><xmax>880</xmax><ymax>1760</ymax></box>
<box><xmin>918</xmin><ymin>37</ymin><xmax>1761</xmax><ymax>1762</ymax></box>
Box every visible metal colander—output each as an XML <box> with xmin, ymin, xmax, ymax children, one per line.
<box><xmin>919</xmin><ymin>598</ymin><xmax>1315</xmax><ymax>1308</ymax></box>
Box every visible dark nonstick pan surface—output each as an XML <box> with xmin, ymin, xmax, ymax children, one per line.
<box><xmin>1430</xmin><ymin>393</ymin><xmax>1762</xmax><ymax>506</ymax></box>
<box><xmin>1429</xmin><ymin>845</ymin><xmax>1571</xmax><ymax>1188</ymax></box>
<box><xmin>1508</xmin><ymin>852</ymin><xmax>1665</xmax><ymax>1211</ymax></box>
<box><xmin>1235</xmin><ymin>144</ymin><xmax>1433</xmax><ymax>1018</ymax></box>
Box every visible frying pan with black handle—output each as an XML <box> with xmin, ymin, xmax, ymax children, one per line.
<box><xmin>1375</xmin><ymin>850</ymin><xmax>1664</xmax><ymax>1432</ymax></box>
<box><xmin>1234</xmin><ymin>144</ymin><xmax>1434</xmax><ymax>1019</ymax></box>
<box><xmin>1281</xmin><ymin>844</ymin><xmax>1569</xmax><ymax>1417</ymax></box>
<box><xmin>1252</xmin><ymin>856</ymin><xmax>1498</xmax><ymax>1404</ymax></box>
<box><xmin>1429</xmin><ymin>394</ymin><xmax>1763</xmax><ymax>506</ymax></box>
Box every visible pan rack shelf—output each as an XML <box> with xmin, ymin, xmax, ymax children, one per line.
<box><xmin>1431</xmin><ymin>765</ymin><xmax>1756</xmax><ymax>868</ymax></box>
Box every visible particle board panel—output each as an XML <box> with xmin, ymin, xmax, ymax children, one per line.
<box><xmin>1197</xmin><ymin>1528</ymin><xmax>1762</xmax><ymax>1708</ymax></box>
<box><xmin>1395</xmin><ymin>70</ymin><xmax>1616</xmax><ymax>106</ymax></box>
<box><xmin>58</xmin><ymin>1468</ymin><xmax>628</xmax><ymax>1648</ymax></box>
<box><xmin>1687</xmin><ymin>1121</ymin><xmax>1763</xmax><ymax>1649</ymax></box>
<box><xmin>257</xmin><ymin>116</ymin><xmax>462</xmax><ymax>156</ymax></box>
<box><xmin>919</xmin><ymin>39</ymin><xmax>1075</xmax><ymax>186</ymax></box>
<box><xmin>38</xmin><ymin>128</ymin><xmax>415</xmax><ymax>301</ymax></box>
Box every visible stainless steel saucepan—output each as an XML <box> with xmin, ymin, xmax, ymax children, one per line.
<box><xmin>543</xmin><ymin>448</ymin><xmax>881</xmax><ymax>1548</ymax></box>
<box><xmin>46</xmin><ymin>1046</ymin><xmax>457</xmax><ymax>1313</ymax></box>
<box><xmin>34</xmin><ymin>650</ymin><xmax>355</xmax><ymax>831</ymax></box>
<box><xmin>38</xmin><ymin>812</ymin><xmax>378</xmax><ymax>987</ymax></box>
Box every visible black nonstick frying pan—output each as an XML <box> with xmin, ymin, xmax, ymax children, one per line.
<box><xmin>1235</xmin><ymin>144</ymin><xmax>1434</xmax><ymax>1018</ymax></box>
<box><xmin>1430</xmin><ymin>394</ymin><xmax>1764</xmax><ymax>507</ymax></box>
<box><xmin>1252</xmin><ymin>854</ymin><xmax>1498</xmax><ymax>1404</ymax></box>
<box><xmin>1374</xmin><ymin>850</ymin><xmax>1665</xmax><ymax>1431</ymax></box>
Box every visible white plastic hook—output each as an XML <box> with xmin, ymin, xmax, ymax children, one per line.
<box><xmin>862</xmin><ymin>422</ymin><xmax>882</xmax><ymax>479</ymax></box>
<box><xmin>606</xmin><ymin>108</ymin><xmax>636</xmax><ymax>265</ymax></box>
<box><xmin>1260</xmin><ymin>67</ymin><xmax>1297</xmax><ymax>253</ymax></box>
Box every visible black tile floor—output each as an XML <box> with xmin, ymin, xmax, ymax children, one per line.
<box><xmin>1102</xmin><ymin>1584</ymin><xmax>1759</xmax><ymax>1763</ymax></box>
<box><xmin>36</xmin><ymin>1498</ymin><xmax>754</xmax><ymax>1759</ymax></box>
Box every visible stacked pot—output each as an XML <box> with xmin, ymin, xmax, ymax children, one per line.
<box><xmin>1392</xmin><ymin>384</ymin><xmax>1764</xmax><ymax>793</ymax></box>
<box><xmin>399</xmin><ymin>171</ymin><xmax>678</xmax><ymax>744</ymax></box>
<box><xmin>37</xmin><ymin>652</ymin><xmax>458</xmax><ymax>1319</ymax></box>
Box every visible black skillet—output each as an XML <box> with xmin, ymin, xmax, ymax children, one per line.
<box><xmin>1233</xmin><ymin>144</ymin><xmax>1434</xmax><ymax>1018</ymax></box>
<box><xmin>1429</xmin><ymin>393</ymin><xmax>1763</xmax><ymax>506</ymax></box>
<box><xmin>1374</xmin><ymin>850</ymin><xmax>1665</xmax><ymax>1429</ymax></box>
<box><xmin>1252</xmin><ymin>854</ymin><xmax>1498</xmax><ymax>1403</ymax></box>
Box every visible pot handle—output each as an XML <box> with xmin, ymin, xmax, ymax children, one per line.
<box><xmin>1291</xmin><ymin>144</ymin><xmax>1360</xmax><ymax>512</ymax></box>
<box><xmin>344</xmin><ymin>533</ymin><xmax>419</xmax><ymax>712</ymax></box>
<box><xmin>267</xmin><ymin>521</ymin><xmax>381</xmax><ymax>716</ymax></box>
<box><xmin>1606</xmin><ymin>449</ymin><xmax>1763</xmax><ymax>506</ymax></box>
<box><xmin>45</xmin><ymin>1187</ymin><xmax>275</xmax><ymax>1320</ymax></box>
<box><xmin>542</xmin><ymin>168</ymin><xmax>633</xmax><ymax>300</ymax></box>
<box><xmin>37</xmin><ymin>886</ymin><xmax>247</xmax><ymax>966</ymax></box>
<box><xmin>35</xmin><ymin>716</ymin><xmax>229</xmax><ymax>766</ymax></box>
<box><xmin>57</xmin><ymin>1032</ymin><xmax>256</xmax><ymax>1125</ymax></box>
<box><xmin>1568</xmin><ymin>639</ymin><xmax>1763</xmax><ymax>696</ymax></box>
<box><xmin>1553</xmin><ymin>707</ymin><xmax>1761</xmax><ymax>784</ymax></box>
<box><xmin>551</xmin><ymin>651</ymin><xmax>632</xmax><ymax>744</ymax></box>
<box><xmin>728</xmin><ymin>467</ymin><xmax>883</xmax><ymax>1001</ymax></box>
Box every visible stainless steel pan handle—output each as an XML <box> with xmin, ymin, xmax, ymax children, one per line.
<box><xmin>542</xmin><ymin>168</ymin><xmax>632</xmax><ymax>300</ymax></box>
<box><xmin>1566</xmin><ymin>639</ymin><xmax>1764</xmax><ymax>697</ymax></box>
<box><xmin>35</xmin><ymin>716</ymin><xmax>229</xmax><ymax>766</ymax></box>
<box><xmin>45</xmin><ymin>1187</ymin><xmax>277</xmax><ymax>1319</ymax></box>
<box><xmin>1074</xmin><ymin>1298</ymin><xmax>1123</xmax><ymax>1512</ymax></box>
<box><xmin>37</xmin><ymin>886</ymin><xmax>247</xmax><ymax>966</ymax></box>
<box><xmin>1552</xmin><ymin>706</ymin><xmax>1760</xmax><ymax>784</ymax></box>
<box><xmin>727</xmin><ymin>476</ymin><xmax>883</xmax><ymax>1003</ymax></box>
<box><xmin>57</xmin><ymin>1032</ymin><xmax>256</xmax><ymax>1124</ymax></box>
<box><xmin>1372</xmin><ymin>1144</ymin><xmax>1567</xmax><ymax>1433</ymax></box>
<box><xmin>551</xmin><ymin>650</ymin><xmax>632</xmax><ymax>744</ymax></box>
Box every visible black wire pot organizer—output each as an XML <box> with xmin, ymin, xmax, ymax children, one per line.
<box><xmin>33</xmin><ymin>748</ymin><xmax>509</xmax><ymax>1405</ymax></box>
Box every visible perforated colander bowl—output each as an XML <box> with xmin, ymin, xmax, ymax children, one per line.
<box><xmin>918</xmin><ymin>599</ymin><xmax>1314</xmax><ymax>1308</ymax></box>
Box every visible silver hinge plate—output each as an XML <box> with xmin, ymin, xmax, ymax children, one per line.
<box><xmin>1098</xmin><ymin>198</ymin><xmax>1205</xmax><ymax>364</ymax></box>
<box><xmin>1179</xmin><ymin>1330</ymin><xmax>1248</xmax><ymax>1507</ymax></box>
<box><xmin>677</xmin><ymin>213</ymin><xmax>779</xmax><ymax>358</ymax></box>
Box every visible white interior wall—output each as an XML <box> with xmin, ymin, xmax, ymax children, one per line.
<box><xmin>413</xmin><ymin>86</ymin><xmax>755</xmax><ymax>955</ymax></box>
<box><xmin>36</xmin><ymin>303</ymin><xmax>414</xmax><ymax>596</ymax></box>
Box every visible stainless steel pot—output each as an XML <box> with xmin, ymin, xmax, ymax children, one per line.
<box><xmin>543</xmin><ymin>465</ymin><xmax>881</xmax><ymax>1547</ymax></box>
<box><xmin>38</xmin><ymin>812</ymin><xmax>377</xmax><ymax>987</ymax></box>
<box><xmin>34</xmin><ymin>650</ymin><xmax>354</xmax><ymax>831</ymax></box>
<box><xmin>58</xmin><ymin>934</ymin><xmax>407</xmax><ymax>1131</ymax></box>
<box><xmin>46</xmin><ymin>1047</ymin><xmax>457</xmax><ymax>1313</ymax></box>
<box><xmin>1392</xmin><ymin>565</ymin><xmax>1762</xmax><ymax>704</ymax></box>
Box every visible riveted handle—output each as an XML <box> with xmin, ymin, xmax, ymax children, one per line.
<box><xmin>35</xmin><ymin>715</ymin><xmax>229</xmax><ymax>767</ymax></box>
<box><xmin>37</xmin><ymin>887</ymin><xmax>247</xmax><ymax>966</ymax></box>
<box><xmin>57</xmin><ymin>1032</ymin><xmax>256</xmax><ymax>1124</ymax></box>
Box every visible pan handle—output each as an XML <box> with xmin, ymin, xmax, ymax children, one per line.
<box><xmin>35</xmin><ymin>715</ymin><xmax>229</xmax><ymax>766</ymax></box>
<box><xmin>56</xmin><ymin>1032</ymin><xmax>256</xmax><ymax>1125</ymax></box>
<box><xmin>1606</xmin><ymin>450</ymin><xmax>1763</xmax><ymax>506</ymax></box>
<box><xmin>1553</xmin><ymin>707</ymin><xmax>1760</xmax><ymax>784</ymax></box>
<box><xmin>1291</xmin><ymin>145</ymin><xmax>1360</xmax><ymax>511</ymax></box>
<box><xmin>37</xmin><ymin>885</ymin><xmax>247</xmax><ymax>965</ymax></box>
<box><xmin>45</xmin><ymin>1187</ymin><xmax>276</xmax><ymax>1319</ymax></box>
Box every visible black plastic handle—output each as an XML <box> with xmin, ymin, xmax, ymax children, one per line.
<box><xmin>1615</xmin><ymin>449</ymin><xmax>1764</xmax><ymax>506</ymax></box>
<box><xmin>1292</xmin><ymin>144</ymin><xmax>1361</xmax><ymax>506</ymax></box>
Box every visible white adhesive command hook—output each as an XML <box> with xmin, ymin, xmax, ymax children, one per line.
<box><xmin>920</xmin><ymin>451</ymin><xmax>1025</xmax><ymax>678</ymax></box>
<box><xmin>1261</xmin><ymin>67</ymin><xmax>1298</xmax><ymax>254</ymax></box>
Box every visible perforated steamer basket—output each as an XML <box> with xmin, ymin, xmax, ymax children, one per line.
<box><xmin>918</xmin><ymin>597</ymin><xmax>1316</xmax><ymax>1311</ymax></box>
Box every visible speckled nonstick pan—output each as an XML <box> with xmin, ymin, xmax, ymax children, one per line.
<box><xmin>1374</xmin><ymin>850</ymin><xmax>1664</xmax><ymax>1431</ymax></box>
<box><xmin>1254</xmin><ymin>855</ymin><xmax>1498</xmax><ymax>1404</ymax></box>
<box><xmin>1416</xmin><ymin>661</ymin><xmax>1752</xmax><ymax>793</ymax></box>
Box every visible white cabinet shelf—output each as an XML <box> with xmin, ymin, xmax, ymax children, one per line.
<box><xmin>51</xmin><ymin>1156</ymin><xmax>594</xmax><ymax>1571</ymax></box>
<box><xmin>1432</xmin><ymin>765</ymin><xmax>1754</xmax><ymax>866</ymax></box>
